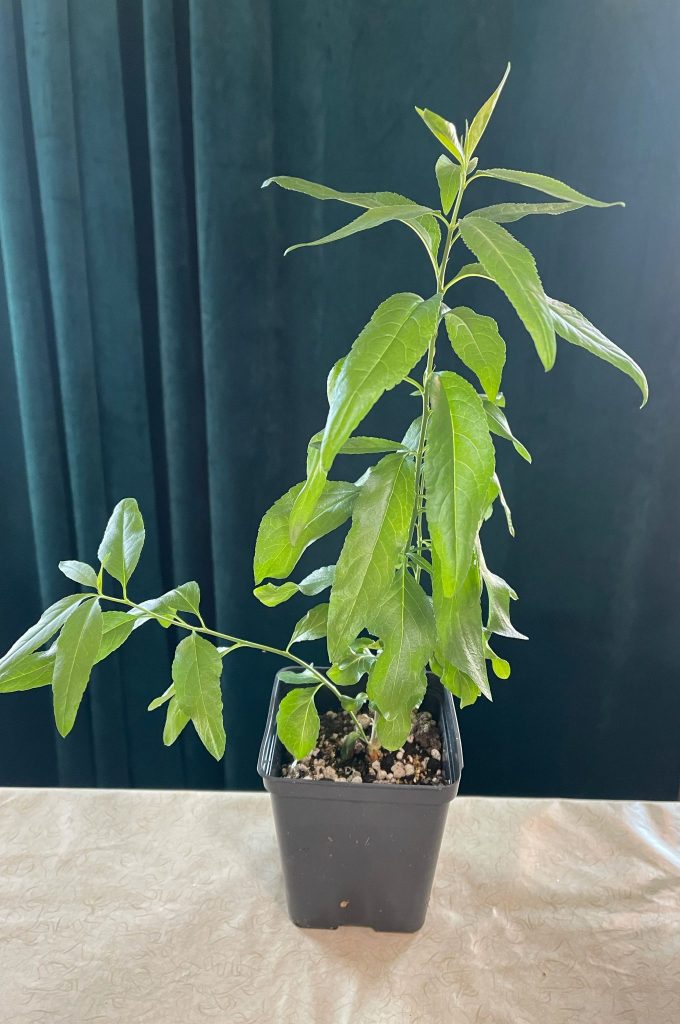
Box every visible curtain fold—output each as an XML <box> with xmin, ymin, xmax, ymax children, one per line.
<box><xmin>0</xmin><ymin>0</ymin><xmax>678</xmax><ymax>796</ymax></box>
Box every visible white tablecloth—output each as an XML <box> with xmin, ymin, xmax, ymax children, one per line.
<box><xmin>1</xmin><ymin>788</ymin><xmax>678</xmax><ymax>1023</ymax></box>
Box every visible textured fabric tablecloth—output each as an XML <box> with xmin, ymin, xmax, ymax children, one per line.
<box><xmin>1</xmin><ymin>789</ymin><xmax>678</xmax><ymax>1023</ymax></box>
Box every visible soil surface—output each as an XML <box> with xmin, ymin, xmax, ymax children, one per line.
<box><xmin>282</xmin><ymin>709</ymin><xmax>445</xmax><ymax>785</ymax></box>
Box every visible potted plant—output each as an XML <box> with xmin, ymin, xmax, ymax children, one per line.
<box><xmin>0</xmin><ymin>66</ymin><xmax>646</xmax><ymax>931</ymax></box>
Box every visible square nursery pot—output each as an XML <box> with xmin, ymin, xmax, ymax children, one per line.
<box><xmin>257</xmin><ymin>669</ymin><xmax>463</xmax><ymax>932</ymax></box>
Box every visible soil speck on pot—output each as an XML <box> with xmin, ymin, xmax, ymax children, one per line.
<box><xmin>282</xmin><ymin>709</ymin><xmax>444</xmax><ymax>785</ymax></box>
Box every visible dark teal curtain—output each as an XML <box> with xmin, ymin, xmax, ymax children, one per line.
<box><xmin>0</xmin><ymin>0</ymin><xmax>678</xmax><ymax>797</ymax></box>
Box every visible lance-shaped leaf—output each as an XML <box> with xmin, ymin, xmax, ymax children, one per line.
<box><xmin>415</xmin><ymin>106</ymin><xmax>464</xmax><ymax>163</ymax></box>
<box><xmin>258</xmin><ymin>565</ymin><xmax>336</xmax><ymax>608</ymax></box>
<box><xmin>290</xmin><ymin>292</ymin><xmax>439</xmax><ymax>541</ymax></box>
<box><xmin>483</xmin><ymin>399</ymin><xmax>532</xmax><ymax>463</ymax></box>
<box><xmin>172</xmin><ymin>634</ymin><xmax>225</xmax><ymax>760</ymax></box>
<box><xmin>277</xmin><ymin>668</ymin><xmax>319</xmax><ymax>686</ymax></box>
<box><xmin>435</xmin><ymin>155</ymin><xmax>461</xmax><ymax>214</ymax></box>
<box><xmin>459</xmin><ymin>216</ymin><xmax>556</xmax><ymax>370</ymax></box>
<box><xmin>289</xmin><ymin>603</ymin><xmax>329</xmax><ymax>646</ymax></box>
<box><xmin>96</xmin><ymin>611</ymin><xmax>135</xmax><ymax>662</ymax></box>
<box><xmin>254</xmin><ymin>480</ymin><xmax>356</xmax><ymax>583</ymax></box>
<box><xmin>476</xmin><ymin>167</ymin><xmax>625</xmax><ymax>208</ymax></box>
<box><xmin>470</xmin><ymin>200</ymin><xmax>585</xmax><ymax>224</ymax></box>
<box><xmin>263</xmin><ymin>177</ymin><xmax>442</xmax><ymax>262</ymax></box>
<box><xmin>328</xmin><ymin>454</ymin><xmax>416</xmax><ymax>662</ymax></box>
<box><xmin>148</xmin><ymin>683</ymin><xmax>174</xmax><ymax>712</ymax></box>
<box><xmin>284</xmin><ymin>203</ymin><xmax>436</xmax><ymax>254</ymax></box>
<box><xmin>58</xmin><ymin>560</ymin><xmax>98</xmax><ymax>588</ymax></box>
<box><xmin>276</xmin><ymin>686</ymin><xmax>321</xmax><ymax>760</ymax></box>
<box><xmin>432</xmin><ymin>551</ymin><xmax>491</xmax><ymax>700</ymax></box>
<box><xmin>129</xmin><ymin>581</ymin><xmax>202</xmax><ymax>628</ymax></box>
<box><xmin>478</xmin><ymin>546</ymin><xmax>527</xmax><ymax>641</ymax></box>
<box><xmin>367</xmin><ymin>570</ymin><xmax>435</xmax><ymax>749</ymax></box>
<box><xmin>487</xmin><ymin>472</ymin><xmax>516</xmax><ymax>537</ymax></box>
<box><xmin>0</xmin><ymin>593</ymin><xmax>86</xmax><ymax>672</ymax></box>
<box><xmin>308</xmin><ymin>432</ymin><xmax>410</xmax><ymax>456</ymax></box>
<box><xmin>163</xmin><ymin>697</ymin><xmax>190</xmax><ymax>746</ymax></box>
<box><xmin>448</xmin><ymin>262</ymin><xmax>493</xmax><ymax>287</ymax></box>
<box><xmin>97</xmin><ymin>498</ymin><xmax>145</xmax><ymax>590</ymax></box>
<box><xmin>425</xmin><ymin>372</ymin><xmax>495</xmax><ymax>598</ymax></box>
<box><xmin>445</xmin><ymin>306</ymin><xmax>506</xmax><ymax>401</ymax></box>
<box><xmin>0</xmin><ymin>651</ymin><xmax>54</xmax><ymax>693</ymax></box>
<box><xmin>465</xmin><ymin>63</ymin><xmax>510</xmax><ymax>157</ymax></box>
<box><xmin>52</xmin><ymin>599</ymin><xmax>103</xmax><ymax>737</ymax></box>
<box><xmin>547</xmin><ymin>297</ymin><xmax>648</xmax><ymax>407</ymax></box>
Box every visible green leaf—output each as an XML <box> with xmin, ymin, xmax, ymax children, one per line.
<box><xmin>97</xmin><ymin>498</ymin><xmax>145</xmax><ymax>590</ymax></box>
<box><xmin>340</xmin><ymin>692</ymin><xmax>368</xmax><ymax>715</ymax></box>
<box><xmin>470</xmin><ymin>200</ymin><xmax>585</xmax><ymax>224</ymax></box>
<box><xmin>95</xmin><ymin>611</ymin><xmax>135</xmax><ymax>662</ymax></box>
<box><xmin>263</xmin><ymin>176</ymin><xmax>425</xmax><ymax>211</ymax></box>
<box><xmin>425</xmin><ymin>372</ymin><xmax>495</xmax><ymax>598</ymax></box>
<box><xmin>547</xmin><ymin>297</ymin><xmax>648</xmax><ymax>407</ymax></box>
<box><xmin>58</xmin><ymin>560</ymin><xmax>98</xmax><ymax>588</ymax></box>
<box><xmin>402</xmin><ymin>416</ymin><xmax>423</xmax><ymax>450</ymax></box>
<box><xmin>276</xmin><ymin>686</ymin><xmax>321</xmax><ymax>760</ymax></box>
<box><xmin>328</xmin><ymin>639</ymin><xmax>377</xmax><ymax>685</ymax></box>
<box><xmin>148</xmin><ymin>683</ymin><xmax>175</xmax><ymax>712</ymax></box>
<box><xmin>459</xmin><ymin>216</ymin><xmax>556</xmax><ymax>371</ymax></box>
<box><xmin>163</xmin><ymin>697</ymin><xmax>190</xmax><ymax>746</ymax></box>
<box><xmin>448</xmin><ymin>262</ymin><xmax>493</xmax><ymax>287</ymax></box>
<box><xmin>432</xmin><ymin>552</ymin><xmax>491</xmax><ymax>700</ymax></box>
<box><xmin>277</xmin><ymin>667</ymin><xmax>319</xmax><ymax>686</ymax></box>
<box><xmin>375</xmin><ymin>707</ymin><xmax>413</xmax><ymax>750</ymax></box>
<box><xmin>478</xmin><ymin>549</ymin><xmax>527</xmax><ymax>641</ymax></box>
<box><xmin>328</xmin><ymin>454</ymin><xmax>416</xmax><ymax>662</ymax></box>
<box><xmin>172</xmin><ymin>634</ymin><xmax>225</xmax><ymax>760</ymax></box>
<box><xmin>0</xmin><ymin>593</ymin><xmax>86</xmax><ymax>672</ymax></box>
<box><xmin>483</xmin><ymin>399</ymin><xmax>532</xmax><ymax>463</ymax></box>
<box><xmin>254</xmin><ymin>480</ymin><xmax>356</xmax><ymax>583</ymax></box>
<box><xmin>290</xmin><ymin>292</ymin><xmax>439</xmax><ymax>541</ymax></box>
<box><xmin>435</xmin><ymin>155</ymin><xmax>461</xmax><ymax>214</ymax></box>
<box><xmin>415</xmin><ymin>106</ymin><xmax>464</xmax><ymax>163</ymax></box>
<box><xmin>289</xmin><ymin>603</ymin><xmax>329</xmax><ymax>646</ymax></box>
<box><xmin>253</xmin><ymin>582</ymin><xmax>299</xmax><ymax>607</ymax></box>
<box><xmin>465</xmin><ymin>62</ymin><xmax>510</xmax><ymax>157</ymax></box>
<box><xmin>298</xmin><ymin>565</ymin><xmax>335</xmax><ymax>596</ymax></box>
<box><xmin>284</xmin><ymin>203</ymin><xmax>436</xmax><ymax>255</ymax></box>
<box><xmin>445</xmin><ymin>306</ymin><xmax>506</xmax><ymax>401</ymax></box>
<box><xmin>309</xmin><ymin>434</ymin><xmax>409</xmax><ymax>456</ymax></box>
<box><xmin>490</xmin><ymin>472</ymin><xmax>516</xmax><ymax>537</ymax></box>
<box><xmin>484</xmin><ymin>633</ymin><xmax>511</xmax><ymax>679</ymax></box>
<box><xmin>440</xmin><ymin>664</ymin><xmax>481</xmax><ymax>708</ymax></box>
<box><xmin>476</xmin><ymin>167</ymin><xmax>624</xmax><ymax>208</ymax></box>
<box><xmin>129</xmin><ymin>584</ymin><xmax>200</xmax><ymax>627</ymax></box>
<box><xmin>52</xmin><ymin>599</ymin><xmax>103</xmax><ymax>737</ymax></box>
<box><xmin>366</xmin><ymin>571</ymin><xmax>434</xmax><ymax>743</ymax></box>
<box><xmin>0</xmin><ymin>651</ymin><xmax>54</xmax><ymax>693</ymax></box>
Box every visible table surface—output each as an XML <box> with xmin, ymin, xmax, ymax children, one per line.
<box><xmin>1</xmin><ymin>789</ymin><xmax>678</xmax><ymax>1024</ymax></box>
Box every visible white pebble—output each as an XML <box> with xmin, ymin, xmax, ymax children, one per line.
<box><xmin>396</xmin><ymin>751</ymin><xmax>404</xmax><ymax>760</ymax></box>
<box><xmin>350</xmin><ymin>773</ymin><xmax>362</xmax><ymax>784</ymax></box>
<box><xmin>404</xmin><ymin>763</ymin><xmax>415</xmax><ymax>776</ymax></box>
<box><xmin>392</xmin><ymin>763</ymin><xmax>406</xmax><ymax>779</ymax></box>
<box><xmin>430</xmin><ymin>748</ymin><xmax>441</xmax><ymax>760</ymax></box>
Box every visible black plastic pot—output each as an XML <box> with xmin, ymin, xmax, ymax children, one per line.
<box><xmin>257</xmin><ymin>670</ymin><xmax>463</xmax><ymax>932</ymax></box>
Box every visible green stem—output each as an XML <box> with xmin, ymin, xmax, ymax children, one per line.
<box><xmin>99</xmin><ymin>592</ymin><xmax>370</xmax><ymax>744</ymax></box>
<box><xmin>408</xmin><ymin>166</ymin><xmax>468</xmax><ymax>576</ymax></box>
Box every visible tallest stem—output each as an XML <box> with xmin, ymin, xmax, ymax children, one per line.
<box><xmin>409</xmin><ymin>166</ymin><xmax>467</xmax><ymax>573</ymax></box>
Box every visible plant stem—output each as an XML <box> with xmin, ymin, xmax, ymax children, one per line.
<box><xmin>99</xmin><ymin>592</ymin><xmax>370</xmax><ymax>744</ymax></box>
<box><xmin>408</xmin><ymin>166</ymin><xmax>468</xmax><ymax>577</ymax></box>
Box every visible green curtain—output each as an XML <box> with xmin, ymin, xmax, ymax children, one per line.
<box><xmin>0</xmin><ymin>0</ymin><xmax>678</xmax><ymax>797</ymax></box>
